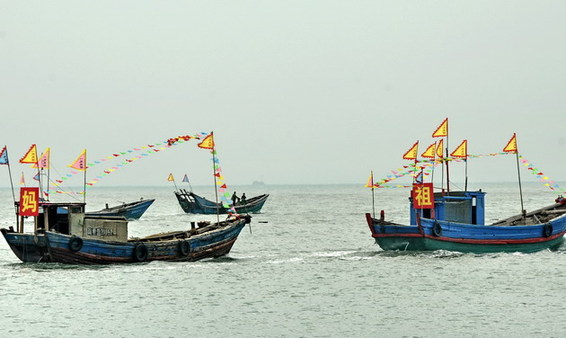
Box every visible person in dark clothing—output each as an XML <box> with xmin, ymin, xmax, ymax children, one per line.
<box><xmin>231</xmin><ymin>192</ymin><xmax>240</xmax><ymax>205</ymax></box>
<box><xmin>240</xmin><ymin>193</ymin><xmax>247</xmax><ymax>205</ymax></box>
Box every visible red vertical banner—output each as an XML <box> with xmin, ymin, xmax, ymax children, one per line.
<box><xmin>19</xmin><ymin>187</ymin><xmax>39</xmax><ymax>216</ymax></box>
<box><xmin>411</xmin><ymin>183</ymin><xmax>434</xmax><ymax>209</ymax></box>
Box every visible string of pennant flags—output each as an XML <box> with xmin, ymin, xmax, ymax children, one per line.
<box><xmin>1</xmin><ymin>133</ymin><xmax>242</xmax><ymax>213</ymax></box>
<box><xmin>50</xmin><ymin>133</ymin><xmax>208</xmax><ymax>192</ymax></box>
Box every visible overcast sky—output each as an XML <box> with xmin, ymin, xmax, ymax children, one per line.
<box><xmin>1</xmin><ymin>1</ymin><xmax>565</xmax><ymax>189</ymax></box>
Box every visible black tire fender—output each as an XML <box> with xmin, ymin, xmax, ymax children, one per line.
<box><xmin>178</xmin><ymin>240</ymin><xmax>190</xmax><ymax>256</ymax></box>
<box><xmin>543</xmin><ymin>223</ymin><xmax>553</xmax><ymax>238</ymax></box>
<box><xmin>69</xmin><ymin>236</ymin><xmax>83</xmax><ymax>252</ymax></box>
<box><xmin>133</xmin><ymin>243</ymin><xmax>148</xmax><ymax>262</ymax></box>
<box><xmin>432</xmin><ymin>221</ymin><xmax>442</xmax><ymax>237</ymax></box>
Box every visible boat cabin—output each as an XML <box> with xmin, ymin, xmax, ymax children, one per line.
<box><xmin>15</xmin><ymin>201</ymin><xmax>128</xmax><ymax>241</ymax></box>
<box><xmin>410</xmin><ymin>190</ymin><xmax>486</xmax><ymax>225</ymax></box>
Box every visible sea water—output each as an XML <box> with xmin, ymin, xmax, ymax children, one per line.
<box><xmin>0</xmin><ymin>183</ymin><xmax>565</xmax><ymax>337</ymax></box>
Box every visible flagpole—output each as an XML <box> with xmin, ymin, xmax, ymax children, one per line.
<box><xmin>515</xmin><ymin>152</ymin><xmax>525</xmax><ymax>216</ymax></box>
<box><xmin>370</xmin><ymin>171</ymin><xmax>375</xmax><ymax>218</ymax></box>
<box><xmin>4</xmin><ymin>146</ymin><xmax>17</xmax><ymax>214</ymax></box>
<box><xmin>46</xmin><ymin>150</ymin><xmax>51</xmax><ymax>201</ymax></box>
<box><xmin>210</xmin><ymin>132</ymin><xmax>220</xmax><ymax>224</ymax></box>
<box><xmin>83</xmin><ymin>150</ymin><xmax>87</xmax><ymax>204</ymax></box>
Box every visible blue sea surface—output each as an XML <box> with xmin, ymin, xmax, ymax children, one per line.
<box><xmin>0</xmin><ymin>183</ymin><xmax>565</xmax><ymax>337</ymax></box>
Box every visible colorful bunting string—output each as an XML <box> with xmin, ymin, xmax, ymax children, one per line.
<box><xmin>369</xmin><ymin>152</ymin><xmax>512</xmax><ymax>189</ymax></box>
<box><xmin>518</xmin><ymin>155</ymin><xmax>565</xmax><ymax>195</ymax></box>
<box><xmin>51</xmin><ymin>133</ymin><xmax>205</xmax><ymax>193</ymax></box>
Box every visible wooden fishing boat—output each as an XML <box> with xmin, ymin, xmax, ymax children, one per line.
<box><xmin>366</xmin><ymin>190</ymin><xmax>566</xmax><ymax>253</ymax></box>
<box><xmin>174</xmin><ymin>189</ymin><xmax>269</xmax><ymax>214</ymax></box>
<box><xmin>86</xmin><ymin>198</ymin><xmax>155</xmax><ymax>220</ymax></box>
<box><xmin>1</xmin><ymin>200</ymin><xmax>251</xmax><ymax>264</ymax></box>
<box><xmin>365</xmin><ymin>119</ymin><xmax>566</xmax><ymax>253</ymax></box>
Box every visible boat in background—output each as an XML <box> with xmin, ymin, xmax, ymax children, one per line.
<box><xmin>174</xmin><ymin>189</ymin><xmax>269</xmax><ymax>214</ymax></box>
<box><xmin>1</xmin><ymin>199</ymin><xmax>251</xmax><ymax>264</ymax></box>
<box><xmin>86</xmin><ymin>198</ymin><xmax>155</xmax><ymax>220</ymax></box>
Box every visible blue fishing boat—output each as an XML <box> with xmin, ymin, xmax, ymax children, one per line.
<box><xmin>366</xmin><ymin>192</ymin><xmax>566</xmax><ymax>253</ymax></box>
<box><xmin>174</xmin><ymin>189</ymin><xmax>269</xmax><ymax>214</ymax></box>
<box><xmin>2</xmin><ymin>200</ymin><xmax>251</xmax><ymax>264</ymax></box>
<box><xmin>86</xmin><ymin>198</ymin><xmax>155</xmax><ymax>220</ymax></box>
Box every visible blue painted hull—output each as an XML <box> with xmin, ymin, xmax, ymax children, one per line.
<box><xmin>44</xmin><ymin>217</ymin><xmax>248</xmax><ymax>264</ymax></box>
<box><xmin>0</xmin><ymin>229</ymin><xmax>49</xmax><ymax>263</ymax></box>
<box><xmin>86</xmin><ymin>199</ymin><xmax>155</xmax><ymax>220</ymax></box>
<box><xmin>366</xmin><ymin>203</ymin><xmax>566</xmax><ymax>253</ymax></box>
<box><xmin>418</xmin><ymin>217</ymin><xmax>566</xmax><ymax>253</ymax></box>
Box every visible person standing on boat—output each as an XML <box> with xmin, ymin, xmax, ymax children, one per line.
<box><xmin>232</xmin><ymin>192</ymin><xmax>240</xmax><ymax>205</ymax></box>
<box><xmin>240</xmin><ymin>193</ymin><xmax>247</xmax><ymax>205</ymax></box>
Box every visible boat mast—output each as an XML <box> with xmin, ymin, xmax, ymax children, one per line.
<box><xmin>515</xmin><ymin>151</ymin><xmax>525</xmax><ymax>215</ymax></box>
<box><xmin>210</xmin><ymin>132</ymin><xmax>220</xmax><ymax>224</ymax></box>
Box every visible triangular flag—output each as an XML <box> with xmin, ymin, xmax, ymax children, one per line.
<box><xmin>167</xmin><ymin>173</ymin><xmax>174</xmax><ymax>181</ymax></box>
<box><xmin>403</xmin><ymin>141</ymin><xmax>419</xmax><ymax>160</ymax></box>
<box><xmin>68</xmin><ymin>149</ymin><xmax>87</xmax><ymax>171</ymax></box>
<box><xmin>503</xmin><ymin>133</ymin><xmax>518</xmax><ymax>153</ymax></box>
<box><xmin>20</xmin><ymin>144</ymin><xmax>38</xmax><ymax>164</ymax></box>
<box><xmin>450</xmin><ymin>140</ymin><xmax>468</xmax><ymax>158</ymax></box>
<box><xmin>364</xmin><ymin>171</ymin><xmax>374</xmax><ymax>188</ymax></box>
<box><xmin>33</xmin><ymin>147</ymin><xmax>50</xmax><ymax>169</ymax></box>
<box><xmin>0</xmin><ymin>146</ymin><xmax>8</xmax><ymax>165</ymax></box>
<box><xmin>421</xmin><ymin>143</ymin><xmax>436</xmax><ymax>159</ymax></box>
<box><xmin>432</xmin><ymin>118</ymin><xmax>448</xmax><ymax>138</ymax></box>
<box><xmin>435</xmin><ymin>139</ymin><xmax>444</xmax><ymax>158</ymax></box>
<box><xmin>33</xmin><ymin>172</ymin><xmax>40</xmax><ymax>181</ymax></box>
<box><xmin>198</xmin><ymin>133</ymin><xmax>215</xmax><ymax>149</ymax></box>
<box><xmin>182</xmin><ymin>174</ymin><xmax>190</xmax><ymax>183</ymax></box>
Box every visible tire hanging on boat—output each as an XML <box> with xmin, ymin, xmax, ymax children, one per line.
<box><xmin>133</xmin><ymin>243</ymin><xmax>148</xmax><ymax>262</ymax></box>
<box><xmin>543</xmin><ymin>223</ymin><xmax>553</xmax><ymax>238</ymax></box>
<box><xmin>432</xmin><ymin>221</ymin><xmax>442</xmax><ymax>237</ymax></box>
<box><xmin>68</xmin><ymin>236</ymin><xmax>83</xmax><ymax>252</ymax></box>
<box><xmin>178</xmin><ymin>240</ymin><xmax>190</xmax><ymax>256</ymax></box>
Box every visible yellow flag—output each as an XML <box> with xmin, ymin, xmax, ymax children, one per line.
<box><xmin>435</xmin><ymin>139</ymin><xmax>444</xmax><ymax>158</ymax></box>
<box><xmin>198</xmin><ymin>133</ymin><xmax>215</xmax><ymax>149</ymax></box>
<box><xmin>403</xmin><ymin>141</ymin><xmax>419</xmax><ymax>160</ymax></box>
<box><xmin>19</xmin><ymin>144</ymin><xmax>38</xmax><ymax>164</ymax></box>
<box><xmin>68</xmin><ymin>149</ymin><xmax>87</xmax><ymax>171</ymax></box>
<box><xmin>503</xmin><ymin>133</ymin><xmax>518</xmax><ymax>153</ymax></box>
<box><xmin>421</xmin><ymin>142</ymin><xmax>436</xmax><ymax>159</ymax></box>
<box><xmin>450</xmin><ymin>140</ymin><xmax>468</xmax><ymax>158</ymax></box>
<box><xmin>364</xmin><ymin>171</ymin><xmax>374</xmax><ymax>188</ymax></box>
<box><xmin>432</xmin><ymin>118</ymin><xmax>448</xmax><ymax>138</ymax></box>
<box><xmin>167</xmin><ymin>173</ymin><xmax>174</xmax><ymax>181</ymax></box>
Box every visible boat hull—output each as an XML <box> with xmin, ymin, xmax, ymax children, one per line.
<box><xmin>0</xmin><ymin>229</ymin><xmax>50</xmax><ymax>263</ymax></box>
<box><xmin>366</xmin><ymin>213</ymin><xmax>566</xmax><ymax>253</ymax></box>
<box><xmin>44</xmin><ymin>218</ymin><xmax>248</xmax><ymax>264</ymax></box>
<box><xmin>86</xmin><ymin>199</ymin><xmax>155</xmax><ymax>220</ymax></box>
